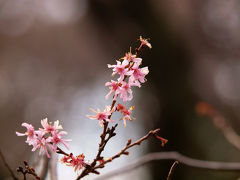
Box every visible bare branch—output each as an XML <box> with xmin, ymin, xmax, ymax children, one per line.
<box><xmin>93</xmin><ymin>128</ymin><xmax>162</xmax><ymax>170</ymax></box>
<box><xmin>95</xmin><ymin>151</ymin><xmax>240</xmax><ymax>180</ymax></box>
<box><xmin>17</xmin><ymin>161</ymin><xmax>40</xmax><ymax>180</ymax></box>
<box><xmin>0</xmin><ymin>149</ymin><xmax>18</xmax><ymax>180</ymax></box>
<box><xmin>167</xmin><ymin>161</ymin><xmax>179</xmax><ymax>180</ymax></box>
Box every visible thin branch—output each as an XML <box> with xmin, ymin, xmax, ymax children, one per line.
<box><xmin>76</xmin><ymin>123</ymin><xmax>117</xmax><ymax>179</ymax></box>
<box><xmin>0</xmin><ymin>149</ymin><xmax>18</xmax><ymax>180</ymax></box>
<box><xmin>167</xmin><ymin>161</ymin><xmax>179</xmax><ymax>180</ymax></box>
<box><xmin>93</xmin><ymin>128</ymin><xmax>161</xmax><ymax>170</ymax></box>
<box><xmin>17</xmin><ymin>161</ymin><xmax>40</xmax><ymax>180</ymax></box>
<box><xmin>95</xmin><ymin>151</ymin><xmax>240</xmax><ymax>180</ymax></box>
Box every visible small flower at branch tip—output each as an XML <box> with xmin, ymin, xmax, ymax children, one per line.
<box><xmin>116</xmin><ymin>104</ymin><xmax>135</xmax><ymax>127</ymax></box>
<box><xmin>154</xmin><ymin>134</ymin><xmax>168</xmax><ymax>147</ymax></box>
<box><xmin>121</xmin><ymin>105</ymin><xmax>135</xmax><ymax>127</ymax></box>
<box><xmin>139</xmin><ymin>36</ymin><xmax>152</xmax><ymax>49</ymax></box>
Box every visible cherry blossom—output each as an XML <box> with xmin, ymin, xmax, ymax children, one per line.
<box><xmin>105</xmin><ymin>80</ymin><xmax>120</xmax><ymax>100</ymax></box>
<box><xmin>139</xmin><ymin>36</ymin><xmax>152</xmax><ymax>49</ymax></box>
<box><xmin>61</xmin><ymin>153</ymin><xmax>87</xmax><ymax>172</ymax></box>
<box><xmin>87</xmin><ymin>106</ymin><xmax>114</xmax><ymax>127</ymax></box>
<box><xmin>31</xmin><ymin>130</ymin><xmax>52</xmax><ymax>158</ymax></box>
<box><xmin>16</xmin><ymin>123</ymin><xmax>36</xmax><ymax>146</ymax></box>
<box><xmin>130</xmin><ymin>63</ymin><xmax>149</xmax><ymax>85</ymax></box>
<box><xmin>118</xmin><ymin>81</ymin><xmax>133</xmax><ymax>101</ymax></box>
<box><xmin>121</xmin><ymin>52</ymin><xmax>142</xmax><ymax>64</ymax></box>
<box><xmin>40</xmin><ymin>118</ymin><xmax>63</xmax><ymax>133</ymax></box>
<box><xmin>16</xmin><ymin>119</ymin><xmax>70</xmax><ymax>158</ymax></box>
<box><xmin>49</xmin><ymin>131</ymin><xmax>71</xmax><ymax>152</ymax></box>
<box><xmin>108</xmin><ymin>60</ymin><xmax>133</xmax><ymax>82</ymax></box>
<box><xmin>116</xmin><ymin>103</ymin><xmax>126</xmax><ymax>113</ymax></box>
<box><xmin>121</xmin><ymin>106</ymin><xmax>135</xmax><ymax>127</ymax></box>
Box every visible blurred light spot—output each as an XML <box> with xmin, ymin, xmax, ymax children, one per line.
<box><xmin>38</xmin><ymin>0</ymin><xmax>88</xmax><ymax>24</ymax></box>
<box><xmin>214</xmin><ymin>61</ymin><xmax>240</xmax><ymax>104</ymax></box>
<box><xmin>201</xmin><ymin>0</ymin><xmax>240</xmax><ymax>47</ymax></box>
<box><xmin>0</xmin><ymin>0</ymin><xmax>88</xmax><ymax>36</ymax></box>
<box><xmin>0</xmin><ymin>73</ymin><xmax>12</xmax><ymax>107</ymax></box>
<box><xmin>0</xmin><ymin>0</ymin><xmax>35</xmax><ymax>36</ymax></box>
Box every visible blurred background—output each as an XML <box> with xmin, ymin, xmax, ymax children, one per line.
<box><xmin>0</xmin><ymin>0</ymin><xmax>240</xmax><ymax>179</ymax></box>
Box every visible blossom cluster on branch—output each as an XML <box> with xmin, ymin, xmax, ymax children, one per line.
<box><xmin>16</xmin><ymin>118</ymin><xmax>70</xmax><ymax>158</ymax></box>
<box><xmin>16</xmin><ymin>37</ymin><xmax>167</xmax><ymax>179</ymax></box>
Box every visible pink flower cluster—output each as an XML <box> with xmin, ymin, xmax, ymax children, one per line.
<box><xmin>61</xmin><ymin>153</ymin><xmax>87</xmax><ymax>172</ymax></box>
<box><xmin>105</xmin><ymin>50</ymin><xmax>149</xmax><ymax>101</ymax></box>
<box><xmin>116</xmin><ymin>103</ymin><xmax>135</xmax><ymax>127</ymax></box>
<box><xmin>88</xmin><ymin>37</ymin><xmax>151</xmax><ymax>127</ymax></box>
<box><xmin>16</xmin><ymin>118</ymin><xmax>71</xmax><ymax>158</ymax></box>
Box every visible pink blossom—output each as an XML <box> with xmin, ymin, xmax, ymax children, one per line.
<box><xmin>121</xmin><ymin>106</ymin><xmax>135</xmax><ymax>127</ymax></box>
<box><xmin>71</xmin><ymin>154</ymin><xmax>87</xmax><ymax>172</ymax></box>
<box><xmin>108</xmin><ymin>60</ymin><xmax>133</xmax><ymax>82</ymax></box>
<box><xmin>119</xmin><ymin>81</ymin><xmax>133</xmax><ymax>101</ymax></box>
<box><xmin>139</xmin><ymin>36</ymin><xmax>152</xmax><ymax>49</ymax></box>
<box><xmin>105</xmin><ymin>80</ymin><xmax>120</xmax><ymax>100</ymax></box>
<box><xmin>16</xmin><ymin>123</ymin><xmax>36</xmax><ymax>145</ymax></box>
<box><xmin>40</xmin><ymin>118</ymin><xmax>63</xmax><ymax>133</ymax></box>
<box><xmin>87</xmin><ymin>106</ymin><xmax>114</xmax><ymax>127</ymax></box>
<box><xmin>17</xmin><ymin>119</ymin><xmax>71</xmax><ymax>158</ymax></box>
<box><xmin>61</xmin><ymin>155</ymin><xmax>71</xmax><ymax>163</ymax></box>
<box><xmin>61</xmin><ymin>154</ymin><xmax>87</xmax><ymax>172</ymax></box>
<box><xmin>31</xmin><ymin>131</ymin><xmax>52</xmax><ymax>158</ymax></box>
<box><xmin>49</xmin><ymin>131</ymin><xmax>71</xmax><ymax>152</ymax></box>
<box><xmin>116</xmin><ymin>103</ymin><xmax>126</xmax><ymax>113</ymax></box>
<box><xmin>130</xmin><ymin>63</ymin><xmax>149</xmax><ymax>86</ymax></box>
<box><xmin>122</xmin><ymin>52</ymin><xmax>142</xmax><ymax>64</ymax></box>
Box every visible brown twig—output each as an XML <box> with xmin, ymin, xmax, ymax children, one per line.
<box><xmin>17</xmin><ymin>161</ymin><xmax>40</xmax><ymax>180</ymax></box>
<box><xmin>167</xmin><ymin>161</ymin><xmax>179</xmax><ymax>180</ymax></box>
<box><xmin>76</xmin><ymin>123</ymin><xmax>118</xmax><ymax>179</ymax></box>
<box><xmin>56</xmin><ymin>147</ymin><xmax>70</xmax><ymax>156</ymax></box>
<box><xmin>95</xmin><ymin>151</ymin><xmax>240</xmax><ymax>180</ymax></box>
<box><xmin>0</xmin><ymin>149</ymin><xmax>18</xmax><ymax>180</ymax></box>
<box><xmin>93</xmin><ymin>128</ymin><xmax>161</xmax><ymax>170</ymax></box>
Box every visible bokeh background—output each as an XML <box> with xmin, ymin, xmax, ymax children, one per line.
<box><xmin>0</xmin><ymin>0</ymin><xmax>240</xmax><ymax>179</ymax></box>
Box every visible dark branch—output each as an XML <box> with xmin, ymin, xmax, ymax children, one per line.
<box><xmin>167</xmin><ymin>161</ymin><xmax>179</xmax><ymax>180</ymax></box>
<box><xmin>17</xmin><ymin>161</ymin><xmax>40</xmax><ymax>180</ymax></box>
